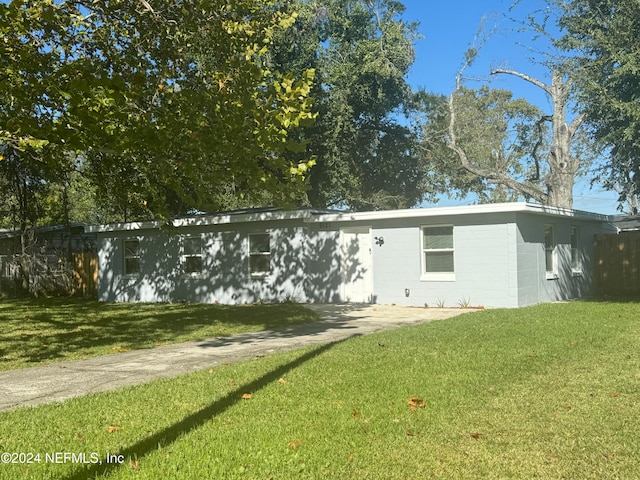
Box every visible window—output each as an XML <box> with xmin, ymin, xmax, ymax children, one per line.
<box><xmin>249</xmin><ymin>233</ymin><xmax>271</xmax><ymax>276</ymax></box>
<box><xmin>0</xmin><ymin>255</ymin><xmax>12</xmax><ymax>278</ymax></box>
<box><xmin>124</xmin><ymin>239</ymin><xmax>140</xmax><ymax>275</ymax></box>
<box><xmin>544</xmin><ymin>225</ymin><xmax>556</xmax><ymax>277</ymax></box>
<box><xmin>421</xmin><ymin>226</ymin><xmax>454</xmax><ymax>280</ymax></box>
<box><xmin>183</xmin><ymin>236</ymin><xmax>203</xmax><ymax>274</ymax></box>
<box><xmin>570</xmin><ymin>226</ymin><xmax>581</xmax><ymax>272</ymax></box>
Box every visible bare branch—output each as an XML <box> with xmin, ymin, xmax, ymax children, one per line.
<box><xmin>447</xmin><ymin>90</ymin><xmax>548</xmax><ymax>203</ymax></box>
<box><xmin>490</xmin><ymin>68</ymin><xmax>552</xmax><ymax>96</ymax></box>
<box><xmin>568</xmin><ymin>111</ymin><xmax>585</xmax><ymax>138</ymax></box>
<box><xmin>530</xmin><ymin>115</ymin><xmax>553</xmax><ymax>181</ymax></box>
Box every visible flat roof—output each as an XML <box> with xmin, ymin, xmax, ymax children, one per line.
<box><xmin>87</xmin><ymin>202</ymin><xmax>613</xmax><ymax>233</ymax></box>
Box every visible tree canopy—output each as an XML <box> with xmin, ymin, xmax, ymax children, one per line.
<box><xmin>559</xmin><ymin>0</ymin><xmax>640</xmax><ymax>211</ymax></box>
<box><xmin>270</xmin><ymin>0</ymin><xmax>428</xmax><ymax>210</ymax></box>
<box><xmin>0</xmin><ymin>0</ymin><xmax>316</xmax><ymax>226</ymax></box>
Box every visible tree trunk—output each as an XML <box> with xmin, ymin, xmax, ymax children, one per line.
<box><xmin>487</xmin><ymin>69</ymin><xmax>584</xmax><ymax>209</ymax></box>
<box><xmin>544</xmin><ymin>71</ymin><xmax>581</xmax><ymax>209</ymax></box>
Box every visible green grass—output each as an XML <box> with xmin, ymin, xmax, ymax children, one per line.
<box><xmin>1</xmin><ymin>301</ymin><xmax>639</xmax><ymax>479</ymax></box>
<box><xmin>0</xmin><ymin>298</ymin><xmax>320</xmax><ymax>371</ymax></box>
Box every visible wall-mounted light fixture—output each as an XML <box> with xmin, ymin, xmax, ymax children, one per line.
<box><xmin>374</xmin><ymin>236</ymin><xmax>385</xmax><ymax>246</ymax></box>
<box><xmin>404</xmin><ymin>288</ymin><xmax>410</xmax><ymax>297</ymax></box>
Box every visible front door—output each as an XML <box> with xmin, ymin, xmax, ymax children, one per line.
<box><xmin>340</xmin><ymin>227</ymin><xmax>373</xmax><ymax>303</ymax></box>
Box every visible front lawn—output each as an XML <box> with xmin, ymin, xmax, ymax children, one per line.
<box><xmin>0</xmin><ymin>301</ymin><xmax>638</xmax><ymax>479</ymax></box>
<box><xmin>0</xmin><ymin>298</ymin><xmax>319</xmax><ymax>371</ymax></box>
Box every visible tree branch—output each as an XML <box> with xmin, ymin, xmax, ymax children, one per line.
<box><xmin>490</xmin><ymin>68</ymin><xmax>552</xmax><ymax>96</ymax></box>
<box><xmin>530</xmin><ymin>115</ymin><xmax>553</xmax><ymax>181</ymax></box>
<box><xmin>447</xmin><ymin>90</ymin><xmax>548</xmax><ymax>204</ymax></box>
<box><xmin>568</xmin><ymin>111</ymin><xmax>585</xmax><ymax>138</ymax></box>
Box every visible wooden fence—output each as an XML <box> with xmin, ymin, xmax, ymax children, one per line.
<box><xmin>593</xmin><ymin>232</ymin><xmax>640</xmax><ymax>296</ymax></box>
<box><xmin>72</xmin><ymin>252</ymin><xmax>98</xmax><ymax>298</ymax></box>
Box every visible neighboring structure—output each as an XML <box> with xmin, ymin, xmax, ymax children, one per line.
<box><xmin>89</xmin><ymin>203</ymin><xmax>616</xmax><ymax>308</ymax></box>
<box><xmin>0</xmin><ymin>223</ymin><xmax>97</xmax><ymax>296</ymax></box>
<box><xmin>612</xmin><ymin>214</ymin><xmax>640</xmax><ymax>232</ymax></box>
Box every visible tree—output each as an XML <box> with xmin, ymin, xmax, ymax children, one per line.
<box><xmin>438</xmin><ymin>7</ymin><xmax>593</xmax><ymax>209</ymax></box>
<box><xmin>558</xmin><ymin>0</ymin><xmax>640</xmax><ymax>211</ymax></box>
<box><xmin>0</xmin><ymin>0</ymin><xmax>317</xmax><ymax>225</ymax></box>
<box><xmin>270</xmin><ymin>0</ymin><xmax>426</xmax><ymax>210</ymax></box>
<box><xmin>423</xmin><ymin>87</ymin><xmax>545</xmax><ymax>204</ymax></box>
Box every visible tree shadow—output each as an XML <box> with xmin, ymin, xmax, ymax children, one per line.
<box><xmin>0</xmin><ymin>298</ymin><xmax>320</xmax><ymax>369</ymax></box>
<box><xmin>96</xmin><ymin>217</ymin><xmax>371</xmax><ymax>305</ymax></box>
<box><xmin>61</xmin><ymin>340</ymin><xmax>342</xmax><ymax>480</ymax></box>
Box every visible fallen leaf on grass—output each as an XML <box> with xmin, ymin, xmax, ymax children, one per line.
<box><xmin>406</xmin><ymin>429</ymin><xmax>414</xmax><ymax>436</ymax></box>
<box><xmin>611</xmin><ymin>392</ymin><xmax>619</xmax><ymax>398</ymax></box>
<box><xmin>241</xmin><ymin>393</ymin><xmax>252</xmax><ymax>399</ymax></box>
<box><xmin>287</xmin><ymin>439</ymin><xmax>303</xmax><ymax>449</ymax></box>
<box><xmin>278</xmin><ymin>378</ymin><xmax>286</xmax><ymax>384</ymax></box>
<box><xmin>208</xmin><ymin>369</ymin><xmax>214</xmax><ymax>374</ymax></box>
<box><xmin>130</xmin><ymin>460</ymin><xmax>140</xmax><ymax>470</ymax></box>
<box><xmin>407</xmin><ymin>397</ymin><xmax>425</xmax><ymax>410</ymax></box>
<box><xmin>352</xmin><ymin>409</ymin><xmax>361</xmax><ymax>419</ymax></box>
<box><xmin>107</xmin><ymin>426</ymin><xmax>121</xmax><ymax>433</ymax></box>
<box><xmin>468</xmin><ymin>432</ymin><xmax>483</xmax><ymax>440</ymax></box>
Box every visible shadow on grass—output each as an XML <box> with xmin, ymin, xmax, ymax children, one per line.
<box><xmin>0</xmin><ymin>298</ymin><xmax>320</xmax><ymax>369</ymax></box>
<box><xmin>62</xmin><ymin>340</ymin><xmax>342</xmax><ymax>480</ymax></box>
<box><xmin>580</xmin><ymin>294</ymin><xmax>640</xmax><ymax>303</ymax></box>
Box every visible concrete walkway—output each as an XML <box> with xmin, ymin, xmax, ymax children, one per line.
<box><xmin>0</xmin><ymin>304</ymin><xmax>476</xmax><ymax>412</ymax></box>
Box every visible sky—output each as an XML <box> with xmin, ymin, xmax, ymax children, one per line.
<box><xmin>397</xmin><ymin>0</ymin><xmax>621</xmax><ymax>215</ymax></box>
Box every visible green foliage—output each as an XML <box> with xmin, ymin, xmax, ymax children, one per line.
<box><xmin>559</xmin><ymin>0</ymin><xmax>640</xmax><ymax>211</ymax></box>
<box><xmin>270</xmin><ymin>0</ymin><xmax>427</xmax><ymax>210</ymax></box>
<box><xmin>422</xmin><ymin>86</ymin><xmax>545</xmax><ymax>203</ymax></box>
<box><xmin>0</xmin><ymin>0</ymin><xmax>316</xmax><ymax>225</ymax></box>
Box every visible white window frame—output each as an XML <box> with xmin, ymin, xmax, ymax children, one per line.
<box><xmin>570</xmin><ymin>226</ymin><xmax>582</xmax><ymax>275</ymax></box>
<box><xmin>123</xmin><ymin>238</ymin><xmax>141</xmax><ymax>276</ymax></box>
<box><xmin>182</xmin><ymin>235</ymin><xmax>204</xmax><ymax>275</ymax></box>
<box><xmin>249</xmin><ymin>232</ymin><xmax>271</xmax><ymax>277</ymax></box>
<box><xmin>420</xmin><ymin>225</ymin><xmax>455</xmax><ymax>282</ymax></box>
<box><xmin>544</xmin><ymin>224</ymin><xmax>558</xmax><ymax>279</ymax></box>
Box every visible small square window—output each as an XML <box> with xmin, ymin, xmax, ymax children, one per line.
<box><xmin>421</xmin><ymin>226</ymin><xmax>455</xmax><ymax>280</ymax></box>
<box><xmin>183</xmin><ymin>236</ymin><xmax>203</xmax><ymax>274</ymax></box>
<box><xmin>124</xmin><ymin>239</ymin><xmax>140</xmax><ymax>275</ymax></box>
<box><xmin>249</xmin><ymin>233</ymin><xmax>271</xmax><ymax>276</ymax></box>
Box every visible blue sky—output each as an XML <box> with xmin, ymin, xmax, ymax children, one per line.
<box><xmin>397</xmin><ymin>0</ymin><xmax>620</xmax><ymax>215</ymax></box>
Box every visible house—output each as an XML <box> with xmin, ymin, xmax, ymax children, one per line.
<box><xmin>88</xmin><ymin>202</ymin><xmax>616</xmax><ymax>308</ymax></box>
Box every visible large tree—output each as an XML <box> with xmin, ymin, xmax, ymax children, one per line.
<box><xmin>559</xmin><ymin>0</ymin><xmax>640</xmax><ymax>211</ymax></box>
<box><xmin>432</xmin><ymin>5</ymin><xmax>594</xmax><ymax>210</ymax></box>
<box><xmin>423</xmin><ymin>87</ymin><xmax>545</xmax><ymax>204</ymax></box>
<box><xmin>0</xmin><ymin>0</ymin><xmax>316</xmax><ymax>225</ymax></box>
<box><xmin>271</xmin><ymin>0</ymin><xmax>427</xmax><ymax>210</ymax></box>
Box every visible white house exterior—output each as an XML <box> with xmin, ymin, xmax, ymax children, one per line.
<box><xmin>88</xmin><ymin>202</ymin><xmax>616</xmax><ymax>308</ymax></box>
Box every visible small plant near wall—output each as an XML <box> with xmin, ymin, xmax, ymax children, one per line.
<box><xmin>436</xmin><ymin>298</ymin><xmax>447</xmax><ymax>308</ymax></box>
<box><xmin>458</xmin><ymin>297</ymin><xmax>471</xmax><ymax>308</ymax></box>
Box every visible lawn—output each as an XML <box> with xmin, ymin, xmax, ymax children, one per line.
<box><xmin>0</xmin><ymin>301</ymin><xmax>639</xmax><ymax>479</ymax></box>
<box><xmin>0</xmin><ymin>298</ymin><xmax>320</xmax><ymax>371</ymax></box>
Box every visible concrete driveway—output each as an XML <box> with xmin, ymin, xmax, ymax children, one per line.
<box><xmin>0</xmin><ymin>304</ymin><xmax>476</xmax><ymax>412</ymax></box>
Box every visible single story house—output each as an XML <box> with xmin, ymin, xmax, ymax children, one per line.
<box><xmin>88</xmin><ymin>202</ymin><xmax>616</xmax><ymax>308</ymax></box>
